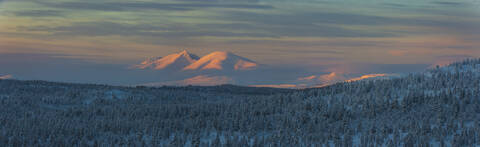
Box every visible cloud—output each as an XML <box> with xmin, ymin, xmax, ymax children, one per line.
<box><xmin>227</xmin><ymin>39</ymin><xmax>385</xmax><ymax>49</ymax></box>
<box><xmin>214</xmin><ymin>12</ymin><xmax>404</xmax><ymax>37</ymax></box>
<box><xmin>12</xmin><ymin>10</ymin><xmax>64</xmax><ymax>17</ymax></box>
<box><xmin>176</xmin><ymin>0</ymin><xmax>261</xmax><ymax>2</ymax></box>
<box><xmin>432</xmin><ymin>2</ymin><xmax>465</xmax><ymax>6</ymax></box>
<box><xmin>222</xmin><ymin>11</ymin><xmax>394</xmax><ymax>26</ymax></box>
<box><xmin>37</xmin><ymin>2</ymin><xmax>186</xmax><ymax>11</ymax></box>
<box><xmin>13</xmin><ymin>1</ymin><xmax>480</xmax><ymax>40</ymax></box>
<box><xmin>38</xmin><ymin>1</ymin><xmax>273</xmax><ymax>12</ymax></box>
<box><xmin>381</xmin><ymin>3</ymin><xmax>409</xmax><ymax>8</ymax></box>
<box><xmin>218</xmin><ymin>10</ymin><xmax>480</xmax><ymax>36</ymax></box>
<box><xmin>18</xmin><ymin>21</ymin><xmax>168</xmax><ymax>37</ymax></box>
<box><xmin>261</xmin><ymin>24</ymin><xmax>394</xmax><ymax>37</ymax></box>
<box><xmin>18</xmin><ymin>21</ymin><xmax>276</xmax><ymax>38</ymax></box>
<box><xmin>19</xmin><ymin>20</ymin><xmax>395</xmax><ymax>39</ymax></box>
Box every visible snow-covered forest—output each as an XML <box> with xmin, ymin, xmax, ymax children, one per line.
<box><xmin>1</xmin><ymin>59</ymin><xmax>480</xmax><ymax>146</ymax></box>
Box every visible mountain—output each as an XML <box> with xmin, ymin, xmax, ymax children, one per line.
<box><xmin>133</xmin><ymin>50</ymin><xmax>199</xmax><ymax>70</ymax></box>
<box><xmin>132</xmin><ymin>50</ymin><xmax>398</xmax><ymax>88</ymax></box>
<box><xmin>133</xmin><ymin>50</ymin><xmax>260</xmax><ymax>87</ymax></box>
<box><xmin>133</xmin><ymin>50</ymin><xmax>258</xmax><ymax>72</ymax></box>
<box><xmin>183</xmin><ymin>51</ymin><xmax>258</xmax><ymax>71</ymax></box>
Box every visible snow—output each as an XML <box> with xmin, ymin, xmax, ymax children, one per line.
<box><xmin>183</xmin><ymin>51</ymin><xmax>258</xmax><ymax>71</ymax></box>
<box><xmin>133</xmin><ymin>50</ymin><xmax>199</xmax><ymax>70</ymax></box>
<box><xmin>134</xmin><ymin>50</ymin><xmax>258</xmax><ymax>72</ymax></box>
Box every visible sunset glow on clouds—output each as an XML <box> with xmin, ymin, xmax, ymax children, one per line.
<box><xmin>0</xmin><ymin>0</ymin><xmax>479</xmax><ymax>86</ymax></box>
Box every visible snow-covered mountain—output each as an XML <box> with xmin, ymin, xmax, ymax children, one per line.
<box><xmin>132</xmin><ymin>50</ymin><xmax>260</xmax><ymax>86</ymax></box>
<box><xmin>183</xmin><ymin>51</ymin><xmax>258</xmax><ymax>71</ymax></box>
<box><xmin>133</xmin><ymin>50</ymin><xmax>200</xmax><ymax>70</ymax></box>
<box><xmin>134</xmin><ymin>50</ymin><xmax>258</xmax><ymax>72</ymax></box>
<box><xmin>132</xmin><ymin>50</ymin><xmax>401</xmax><ymax>88</ymax></box>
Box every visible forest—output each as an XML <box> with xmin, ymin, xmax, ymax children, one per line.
<box><xmin>1</xmin><ymin>59</ymin><xmax>480</xmax><ymax>146</ymax></box>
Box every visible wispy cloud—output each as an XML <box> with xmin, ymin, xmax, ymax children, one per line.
<box><xmin>37</xmin><ymin>1</ymin><xmax>273</xmax><ymax>12</ymax></box>
<box><xmin>12</xmin><ymin>10</ymin><xmax>64</xmax><ymax>17</ymax></box>
<box><xmin>17</xmin><ymin>21</ymin><xmax>275</xmax><ymax>38</ymax></box>
<box><xmin>432</xmin><ymin>1</ymin><xmax>465</xmax><ymax>6</ymax></box>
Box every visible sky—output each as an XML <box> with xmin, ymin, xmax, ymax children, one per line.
<box><xmin>0</xmin><ymin>0</ymin><xmax>480</xmax><ymax>86</ymax></box>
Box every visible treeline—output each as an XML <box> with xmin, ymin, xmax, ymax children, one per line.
<box><xmin>1</xmin><ymin>59</ymin><xmax>480</xmax><ymax>146</ymax></box>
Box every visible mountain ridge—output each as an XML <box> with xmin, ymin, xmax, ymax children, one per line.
<box><xmin>134</xmin><ymin>50</ymin><xmax>259</xmax><ymax>72</ymax></box>
<box><xmin>133</xmin><ymin>50</ymin><xmax>200</xmax><ymax>70</ymax></box>
<box><xmin>183</xmin><ymin>51</ymin><xmax>258</xmax><ymax>71</ymax></box>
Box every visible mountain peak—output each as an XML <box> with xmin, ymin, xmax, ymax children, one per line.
<box><xmin>134</xmin><ymin>50</ymin><xmax>199</xmax><ymax>70</ymax></box>
<box><xmin>180</xmin><ymin>50</ymin><xmax>188</xmax><ymax>54</ymax></box>
<box><xmin>183</xmin><ymin>51</ymin><xmax>258</xmax><ymax>71</ymax></box>
<box><xmin>178</xmin><ymin>50</ymin><xmax>191</xmax><ymax>56</ymax></box>
<box><xmin>133</xmin><ymin>50</ymin><xmax>258</xmax><ymax>71</ymax></box>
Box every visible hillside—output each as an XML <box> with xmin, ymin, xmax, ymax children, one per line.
<box><xmin>1</xmin><ymin>59</ymin><xmax>480</xmax><ymax>146</ymax></box>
